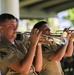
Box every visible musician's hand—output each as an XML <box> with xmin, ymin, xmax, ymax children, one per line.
<box><xmin>39</xmin><ymin>37</ymin><xmax>45</xmax><ymax>44</ymax></box>
<box><xmin>30</xmin><ymin>29</ymin><xmax>42</xmax><ymax>45</ymax></box>
<box><xmin>63</xmin><ymin>28</ymin><xmax>69</xmax><ymax>33</ymax></box>
<box><xmin>67</xmin><ymin>31</ymin><xmax>72</xmax><ymax>40</ymax></box>
<box><xmin>70</xmin><ymin>33</ymin><xmax>74</xmax><ymax>40</ymax></box>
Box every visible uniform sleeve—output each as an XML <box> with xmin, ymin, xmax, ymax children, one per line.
<box><xmin>0</xmin><ymin>47</ymin><xmax>19</xmax><ymax>67</ymax></box>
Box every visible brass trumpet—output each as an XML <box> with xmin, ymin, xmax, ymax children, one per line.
<box><xmin>56</xmin><ymin>27</ymin><xmax>74</xmax><ymax>33</ymax></box>
<box><xmin>23</xmin><ymin>31</ymin><xmax>62</xmax><ymax>39</ymax></box>
<box><xmin>23</xmin><ymin>31</ymin><xmax>69</xmax><ymax>46</ymax></box>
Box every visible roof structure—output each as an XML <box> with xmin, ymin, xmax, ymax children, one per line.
<box><xmin>19</xmin><ymin>0</ymin><xmax>74</xmax><ymax>19</ymax></box>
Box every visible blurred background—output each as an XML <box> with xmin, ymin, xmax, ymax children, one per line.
<box><xmin>0</xmin><ymin>0</ymin><xmax>74</xmax><ymax>33</ymax></box>
<box><xmin>0</xmin><ymin>0</ymin><xmax>74</xmax><ymax>75</ymax></box>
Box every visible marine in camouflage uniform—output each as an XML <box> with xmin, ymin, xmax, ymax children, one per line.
<box><xmin>0</xmin><ymin>13</ymin><xmax>42</xmax><ymax>75</ymax></box>
<box><xmin>32</xmin><ymin>21</ymin><xmax>74</xmax><ymax>75</ymax></box>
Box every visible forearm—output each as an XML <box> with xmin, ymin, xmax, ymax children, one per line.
<box><xmin>65</xmin><ymin>39</ymin><xmax>73</xmax><ymax>56</ymax></box>
<box><xmin>49</xmin><ymin>41</ymin><xmax>68</xmax><ymax>61</ymax></box>
<box><xmin>20</xmin><ymin>43</ymin><xmax>37</xmax><ymax>73</ymax></box>
<box><xmin>34</xmin><ymin>43</ymin><xmax>42</xmax><ymax>72</ymax></box>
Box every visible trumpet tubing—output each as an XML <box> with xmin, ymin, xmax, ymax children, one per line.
<box><xmin>23</xmin><ymin>31</ymin><xmax>62</xmax><ymax>41</ymax></box>
<box><xmin>56</xmin><ymin>30</ymin><xmax>74</xmax><ymax>33</ymax></box>
<box><xmin>23</xmin><ymin>31</ymin><xmax>61</xmax><ymax>37</ymax></box>
<box><xmin>23</xmin><ymin>28</ymin><xmax>74</xmax><ymax>45</ymax></box>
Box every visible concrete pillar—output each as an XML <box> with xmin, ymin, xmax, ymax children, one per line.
<box><xmin>0</xmin><ymin>0</ymin><xmax>2</xmax><ymax>14</ymax></box>
<box><xmin>1</xmin><ymin>0</ymin><xmax>19</xmax><ymax>19</ymax></box>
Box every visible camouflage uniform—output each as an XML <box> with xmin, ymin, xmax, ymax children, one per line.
<box><xmin>40</xmin><ymin>41</ymin><xmax>64</xmax><ymax>75</ymax></box>
<box><xmin>23</xmin><ymin>36</ymin><xmax>64</xmax><ymax>75</ymax></box>
<box><xmin>0</xmin><ymin>37</ymin><xmax>38</xmax><ymax>75</ymax></box>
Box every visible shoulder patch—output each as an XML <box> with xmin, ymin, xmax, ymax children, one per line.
<box><xmin>0</xmin><ymin>51</ymin><xmax>7</xmax><ymax>59</ymax></box>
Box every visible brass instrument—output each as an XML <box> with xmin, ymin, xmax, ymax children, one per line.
<box><xmin>22</xmin><ymin>28</ymin><xmax>74</xmax><ymax>54</ymax></box>
<box><xmin>56</xmin><ymin>30</ymin><xmax>74</xmax><ymax>33</ymax></box>
<box><xmin>23</xmin><ymin>31</ymin><xmax>66</xmax><ymax>45</ymax></box>
<box><xmin>23</xmin><ymin>27</ymin><xmax>74</xmax><ymax>42</ymax></box>
<box><xmin>23</xmin><ymin>30</ymin><xmax>70</xmax><ymax>53</ymax></box>
<box><xmin>56</xmin><ymin>27</ymin><xmax>74</xmax><ymax>33</ymax></box>
<box><xmin>23</xmin><ymin>30</ymin><xmax>69</xmax><ymax>37</ymax></box>
<box><xmin>23</xmin><ymin>31</ymin><xmax>62</xmax><ymax>39</ymax></box>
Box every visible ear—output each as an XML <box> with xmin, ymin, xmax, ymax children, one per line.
<box><xmin>0</xmin><ymin>26</ymin><xmax>3</xmax><ymax>31</ymax></box>
<box><xmin>0</xmin><ymin>25</ymin><xmax>2</xmax><ymax>29</ymax></box>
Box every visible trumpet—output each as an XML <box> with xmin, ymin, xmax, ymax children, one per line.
<box><xmin>56</xmin><ymin>27</ymin><xmax>74</xmax><ymax>33</ymax></box>
<box><xmin>23</xmin><ymin>31</ymin><xmax>66</xmax><ymax>44</ymax></box>
<box><xmin>23</xmin><ymin>31</ymin><xmax>62</xmax><ymax>39</ymax></box>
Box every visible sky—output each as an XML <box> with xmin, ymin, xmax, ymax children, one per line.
<box><xmin>57</xmin><ymin>11</ymin><xmax>72</xmax><ymax>29</ymax></box>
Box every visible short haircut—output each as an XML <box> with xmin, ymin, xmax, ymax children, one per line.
<box><xmin>0</xmin><ymin>13</ymin><xmax>18</xmax><ymax>23</ymax></box>
<box><xmin>33</xmin><ymin>21</ymin><xmax>47</xmax><ymax>29</ymax></box>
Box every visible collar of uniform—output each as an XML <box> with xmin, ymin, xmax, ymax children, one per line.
<box><xmin>1</xmin><ymin>37</ymin><xmax>14</xmax><ymax>46</ymax></box>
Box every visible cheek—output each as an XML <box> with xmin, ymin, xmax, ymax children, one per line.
<box><xmin>42</xmin><ymin>30</ymin><xmax>50</xmax><ymax>34</ymax></box>
<box><xmin>2</xmin><ymin>27</ymin><xmax>12</xmax><ymax>33</ymax></box>
<box><xmin>7</xmin><ymin>30</ymin><xmax>13</xmax><ymax>34</ymax></box>
<box><xmin>10</xmin><ymin>32</ymin><xmax>16</xmax><ymax>39</ymax></box>
<box><xmin>42</xmin><ymin>31</ymin><xmax>46</xmax><ymax>34</ymax></box>
<box><xmin>5</xmin><ymin>29</ymin><xmax>14</xmax><ymax>36</ymax></box>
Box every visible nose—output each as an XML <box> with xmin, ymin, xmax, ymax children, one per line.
<box><xmin>13</xmin><ymin>26</ymin><xmax>17</xmax><ymax>31</ymax></box>
<box><xmin>44</xmin><ymin>28</ymin><xmax>50</xmax><ymax>34</ymax></box>
<box><xmin>48</xmin><ymin>28</ymin><xmax>50</xmax><ymax>31</ymax></box>
<box><xmin>47</xmin><ymin>28</ymin><xmax>51</xmax><ymax>32</ymax></box>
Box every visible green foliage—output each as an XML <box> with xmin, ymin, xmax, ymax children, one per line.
<box><xmin>63</xmin><ymin>8</ymin><xmax>74</xmax><ymax>25</ymax></box>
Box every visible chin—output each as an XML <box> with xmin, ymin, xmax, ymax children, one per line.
<box><xmin>11</xmin><ymin>36</ymin><xmax>16</xmax><ymax>39</ymax></box>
